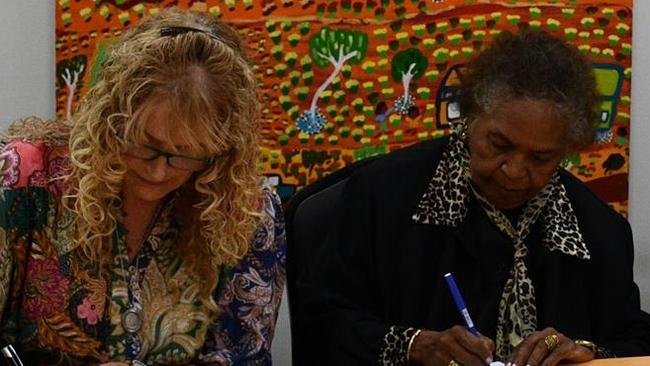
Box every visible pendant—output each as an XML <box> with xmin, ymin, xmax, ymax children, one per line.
<box><xmin>121</xmin><ymin>307</ymin><xmax>143</xmax><ymax>333</ymax></box>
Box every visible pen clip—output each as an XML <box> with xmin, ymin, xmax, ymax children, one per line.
<box><xmin>1</xmin><ymin>345</ymin><xmax>24</xmax><ymax>366</ymax></box>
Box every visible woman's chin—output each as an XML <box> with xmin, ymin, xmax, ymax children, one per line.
<box><xmin>126</xmin><ymin>184</ymin><xmax>174</xmax><ymax>204</ymax></box>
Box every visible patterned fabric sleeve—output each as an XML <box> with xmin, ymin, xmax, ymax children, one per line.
<box><xmin>196</xmin><ymin>189</ymin><xmax>287</xmax><ymax>366</ymax></box>
<box><xmin>0</xmin><ymin>139</ymin><xmax>58</xmax><ymax>348</ymax></box>
<box><xmin>0</xmin><ymin>141</ymin><xmax>26</xmax><ymax>321</ymax></box>
<box><xmin>0</xmin><ymin>190</ymin><xmax>12</xmax><ymax>321</ymax></box>
<box><xmin>378</xmin><ymin>326</ymin><xmax>421</xmax><ymax>366</ymax></box>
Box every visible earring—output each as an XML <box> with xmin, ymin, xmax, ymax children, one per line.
<box><xmin>459</xmin><ymin>118</ymin><xmax>469</xmax><ymax>141</ymax></box>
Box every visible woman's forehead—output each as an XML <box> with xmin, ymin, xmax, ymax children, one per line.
<box><xmin>476</xmin><ymin>98</ymin><xmax>569</xmax><ymax>151</ymax></box>
<box><xmin>133</xmin><ymin>92</ymin><xmax>232</xmax><ymax>151</ymax></box>
<box><xmin>135</xmin><ymin>105</ymin><xmax>210</xmax><ymax>152</ymax></box>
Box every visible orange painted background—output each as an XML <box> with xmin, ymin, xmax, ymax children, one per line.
<box><xmin>55</xmin><ymin>0</ymin><xmax>633</xmax><ymax>215</ymax></box>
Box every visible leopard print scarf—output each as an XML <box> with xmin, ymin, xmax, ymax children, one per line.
<box><xmin>413</xmin><ymin>122</ymin><xmax>590</xmax><ymax>359</ymax></box>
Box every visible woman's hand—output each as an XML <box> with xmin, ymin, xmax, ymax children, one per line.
<box><xmin>409</xmin><ymin>326</ymin><xmax>495</xmax><ymax>366</ymax></box>
<box><xmin>508</xmin><ymin>327</ymin><xmax>595</xmax><ymax>366</ymax></box>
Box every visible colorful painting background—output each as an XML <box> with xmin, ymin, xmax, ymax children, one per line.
<box><xmin>55</xmin><ymin>0</ymin><xmax>633</xmax><ymax>215</ymax></box>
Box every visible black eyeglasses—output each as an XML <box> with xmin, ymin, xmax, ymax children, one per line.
<box><xmin>124</xmin><ymin>144</ymin><xmax>214</xmax><ymax>172</ymax></box>
<box><xmin>160</xmin><ymin>26</ymin><xmax>221</xmax><ymax>42</ymax></box>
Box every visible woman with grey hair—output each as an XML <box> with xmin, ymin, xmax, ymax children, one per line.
<box><xmin>298</xmin><ymin>30</ymin><xmax>650</xmax><ymax>366</ymax></box>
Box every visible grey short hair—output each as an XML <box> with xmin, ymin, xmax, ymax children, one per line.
<box><xmin>459</xmin><ymin>30</ymin><xmax>600</xmax><ymax>147</ymax></box>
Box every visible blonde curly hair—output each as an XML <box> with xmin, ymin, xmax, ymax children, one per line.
<box><xmin>64</xmin><ymin>8</ymin><xmax>263</xmax><ymax>291</ymax></box>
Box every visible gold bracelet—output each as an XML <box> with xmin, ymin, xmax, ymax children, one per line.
<box><xmin>407</xmin><ymin>329</ymin><xmax>423</xmax><ymax>364</ymax></box>
<box><xmin>574</xmin><ymin>339</ymin><xmax>598</xmax><ymax>354</ymax></box>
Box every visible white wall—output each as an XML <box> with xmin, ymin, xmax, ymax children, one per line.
<box><xmin>2</xmin><ymin>2</ymin><xmax>650</xmax><ymax>365</ymax></box>
<box><xmin>0</xmin><ymin>1</ymin><xmax>55</xmax><ymax>125</ymax></box>
<box><xmin>274</xmin><ymin>289</ymin><xmax>292</xmax><ymax>366</ymax></box>
<box><xmin>629</xmin><ymin>1</ymin><xmax>650</xmax><ymax>312</ymax></box>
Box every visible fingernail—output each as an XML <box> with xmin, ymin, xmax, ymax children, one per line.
<box><xmin>506</xmin><ymin>363</ymin><xmax>511</xmax><ymax>366</ymax></box>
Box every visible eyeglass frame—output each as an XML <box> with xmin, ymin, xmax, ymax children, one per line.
<box><xmin>123</xmin><ymin>144</ymin><xmax>216</xmax><ymax>172</ymax></box>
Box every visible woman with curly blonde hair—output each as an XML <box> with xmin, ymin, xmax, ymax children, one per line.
<box><xmin>0</xmin><ymin>8</ymin><xmax>286</xmax><ymax>365</ymax></box>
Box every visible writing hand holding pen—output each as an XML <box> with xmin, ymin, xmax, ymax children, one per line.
<box><xmin>406</xmin><ymin>274</ymin><xmax>495</xmax><ymax>366</ymax></box>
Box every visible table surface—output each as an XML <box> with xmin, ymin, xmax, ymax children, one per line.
<box><xmin>566</xmin><ymin>357</ymin><xmax>650</xmax><ymax>365</ymax></box>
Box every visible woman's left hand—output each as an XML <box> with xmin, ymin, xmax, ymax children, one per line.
<box><xmin>508</xmin><ymin>327</ymin><xmax>595</xmax><ymax>366</ymax></box>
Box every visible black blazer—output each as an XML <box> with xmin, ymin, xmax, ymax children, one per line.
<box><xmin>297</xmin><ymin>138</ymin><xmax>650</xmax><ymax>365</ymax></box>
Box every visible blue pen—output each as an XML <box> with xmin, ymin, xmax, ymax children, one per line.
<box><xmin>444</xmin><ymin>272</ymin><xmax>480</xmax><ymax>336</ymax></box>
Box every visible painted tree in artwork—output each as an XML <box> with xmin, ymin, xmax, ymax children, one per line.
<box><xmin>297</xmin><ymin>27</ymin><xmax>368</xmax><ymax>134</ymax></box>
<box><xmin>57</xmin><ymin>55</ymin><xmax>87</xmax><ymax>120</ymax></box>
<box><xmin>391</xmin><ymin>48</ymin><xmax>428</xmax><ymax>116</ymax></box>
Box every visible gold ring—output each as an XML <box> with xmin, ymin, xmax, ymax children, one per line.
<box><xmin>449</xmin><ymin>360</ymin><xmax>461</xmax><ymax>366</ymax></box>
<box><xmin>544</xmin><ymin>334</ymin><xmax>560</xmax><ymax>351</ymax></box>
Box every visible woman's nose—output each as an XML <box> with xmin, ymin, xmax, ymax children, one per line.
<box><xmin>500</xmin><ymin>156</ymin><xmax>527</xmax><ymax>181</ymax></box>
<box><xmin>146</xmin><ymin>156</ymin><xmax>169</xmax><ymax>181</ymax></box>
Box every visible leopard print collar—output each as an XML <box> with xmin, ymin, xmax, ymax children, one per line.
<box><xmin>412</xmin><ymin>122</ymin><xmax>590</xmax><ymax>260</ymax></box>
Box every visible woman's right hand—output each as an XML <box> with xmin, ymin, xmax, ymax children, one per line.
<box><xmin>409</xmin><ymin>326</ymin><xmax>495</xmax><ymax>366</ymax></box>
